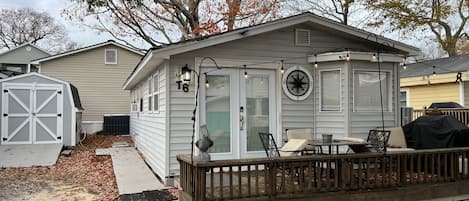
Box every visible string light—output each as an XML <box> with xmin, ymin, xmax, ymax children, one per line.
<box><xmin>432</xmin><ymin>65</ymin><xmax>436</xmax><ymax>77</ymax></box>
<box><xmin>243</xmin><ymin>65</ymin><xmax>248</xmax><ymax>79</ymax></box>
<box><xmin>403</xmin><ymin>63</ymin><xmax>407</xmax><ymax>70</ymax></box>
<box><xmin>280</xmin><ymin>60</ymin><xmax>285</xmax><ymax>74</ymax></box>
<box><xmin>345</xmin><ymin>53</ymin><xmax>350</xmax><ymax>61</ymax></box>
<box><xmin>204</xmin><ymin>73</ymin><xmax>210</xmax><ymax>88</ymax></box>
<box><xmin>314</xmin><ymin>54</ymin><xmax>318</xmax><ymax>68</ymax></box>
<box><xmin>371</xmin><ymin>53</ymin><xmax>377</xmax><ymax>62</ymax></box>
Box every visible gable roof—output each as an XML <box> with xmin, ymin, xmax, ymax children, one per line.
<box><xmin>32</xmin><ymin>40</ymin><xmax>145</xmax><ymax>64</ymax></box>
<box><xmin>400</xmin><ymin>54</ymin><xmax>469</xmax><ymax>78</ymax></box>
<box><xmin>0</xmin><ymin>43</ymin><xmax>50</xmax><ymax>58</ymax></box>
<box><xmin>123</xmin><ymin>12</ymin><xmax>421</xmax><ymax>89</ymax></box>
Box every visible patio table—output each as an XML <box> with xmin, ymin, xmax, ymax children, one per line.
<box><xmin>306</xmin><ymin>139</ymin><xmax>369</xmax><ymax>155</ymax></box>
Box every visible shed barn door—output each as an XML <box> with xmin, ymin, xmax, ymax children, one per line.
<box><xmin>1</xmin><ymin>83</ymin><xmax>63</xmax><ymax>144</ymax></box>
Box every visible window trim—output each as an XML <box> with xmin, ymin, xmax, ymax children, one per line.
<box><xmin>319</xmin><ymin>68</ymin><xmax>342</xmax><ymax>112</ymax></box>
<box><xmin>352</xmin><ymin>69</ymin><xmax>393</xmax><ymax>112</ymax></box>
<box><xmin>130</xmin><ymin>90</ymin><xmax>138</xmax><ymax>112</ymax></box>
<box><xmin>400</xmin><ymin>88</ymin><xmax>410</xmax><ymax>107</ymax></box>
<box><xmin>146</xmin><ymin>77</ymin><xmax>152</xmax><ymax>112</ymax></box>
<box><xmin>104</xmin><ymin>49</ymin><xmax>118</xmax><ymax>65</ymax></box>
<box><xmin>152</xmin><ymin>72</ymin><xmax>160</xmax><ymax>113</ymax></box>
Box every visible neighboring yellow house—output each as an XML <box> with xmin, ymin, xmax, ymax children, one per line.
<box><xmin>400</xmin><ymin>55</ymin><xmax>469</xmax><ymax>109</ymax></box>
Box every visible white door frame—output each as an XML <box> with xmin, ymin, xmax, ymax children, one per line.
<box><xmin>200</xmin><ymin>68</ymin><xmax>239</xmax><ymax>160</ymax></box>
<box><xmin>200</xmin><ymin>68</ymin><xmax>277</xmax><ymax>160</ymax></box>
<box><xmin>239</xmin><ymin>69</ymin><xmax>277</xmax><ymax>158</ymax></box>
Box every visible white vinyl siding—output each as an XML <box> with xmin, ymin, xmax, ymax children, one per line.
<box><xmin>320</xmin><ymin>69</ymin><xmax>341</xmax><ymax>111</ymax></box>
<box><xmin>129</xmin><ymin>63</ymin><xmax>167</xmax><ymax>180</ymax></box>
<box><xmin>105</xmin><ymin>49</ymin><xmax>117</xmax><ymax>64</ymax></box>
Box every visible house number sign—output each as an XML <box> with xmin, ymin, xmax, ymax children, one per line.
<box><xmin>176</xmin><ymin>80</ymin><xmax>190</xmax><ymax>92</ymax></box>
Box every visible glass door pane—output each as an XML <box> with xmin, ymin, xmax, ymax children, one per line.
<box><xmin>205</xmin><ymin>75</ymin><xmax>231</xmax><ymax>153</ymax></box>
<box><xmin>245</xmin><ymin>75</ymin><xmax>270</xmax><ymax>152</ymax></box>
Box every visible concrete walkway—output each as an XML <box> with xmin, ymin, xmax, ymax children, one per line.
<box><xmin>0</xmin><ymin>143</ymin><xmax>62</xmax><ymax>167</ymax></box>
<box><xmin>96</xmin><ymin>145</ymin><xmax>166</xmax><ymax>196</ymax></box>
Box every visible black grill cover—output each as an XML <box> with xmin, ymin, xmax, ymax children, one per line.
<box><xmin>403</xmin><ymin>115</ymin><xmax>469</xmax><ymax>149</ymax></box>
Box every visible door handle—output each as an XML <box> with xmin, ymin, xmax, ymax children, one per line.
<box><xmin>240</xmin><ymin>115</ymin><xmax>245</xmax><ymax>130</ymax></box>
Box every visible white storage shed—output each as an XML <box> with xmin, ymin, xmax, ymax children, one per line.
<box><xmin>0</xmin><ymin>73</ymin><xmax>83</xmax><ymax>146</ymax></box>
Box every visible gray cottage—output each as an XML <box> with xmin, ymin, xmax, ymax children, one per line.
<box><xmin>122</xmin><ymin>12</ymin><xmax>420</xmax><ymax>184</ymax></box>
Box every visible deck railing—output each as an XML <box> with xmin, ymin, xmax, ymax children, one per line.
<box><xmin>178</xmin><ymin>148</ymin><xmax>469</xmax><ymax>201</ymax></box>
<box><xmin>412</xmin><ymin>109</ymin><xmax>469</xmax><ymax>125</ymax></box>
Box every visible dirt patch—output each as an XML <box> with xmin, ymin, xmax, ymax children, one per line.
<box><xmin>0</xmin><ymin>135</ymin><xmax>133</xmax><ymax>201</ymax></box>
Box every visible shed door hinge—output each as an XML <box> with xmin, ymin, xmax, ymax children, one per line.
<box><xmin>3</xmin><ymin>89</ymin><xmax>7</xmax><ymax>93</ymax></box>
<box><xmin>57</xmin><ymin>114</ymin><xmax>62</xmax><ymax>117</ymax></box>
<box><xmin>3</xmin><ymin>113</ymin><xmax>7</xmax><ymax>117</ymax></box>
<box><xmin>57</xmin><ymin>136</ymin><xmax>62</xmax><ymax>140</ymax></box>
<box><xmin>2</xmin><ymin>137</ymin><xmax>6</xmax><ymax>141</ymax></box>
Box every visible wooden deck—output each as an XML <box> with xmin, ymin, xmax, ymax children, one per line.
<box><xmin>178</xmin><ymin>147</ymin><xmax>469</xmax><ymax>201</ymax></box>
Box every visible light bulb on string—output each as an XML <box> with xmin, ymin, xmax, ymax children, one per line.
<box><xmin>432</xmin><ymin>65</ymin><xmax>436</xmax><ymax>77</ymax></box>
<box><xmin>314</xmin><ymin>54</ymin><xmax>318</xmax><ymax>68</ymax></box>
<box><xmin>204</xmin><ymin>73</ymin><xmax>210</xmax><ymax>88</ymax></box>
<box><xmin>403</xmin><ymin>63</ymin><xmax>407</xmax><ymax>70</ymax></box>
<box><xmin>371</xmin><ymin>53</ymin><xmax>377</xmax><ymax>62</ymax></box>
<box><xmin>243</xmin><ymin>65</ymin><xmax>248</xmax><ymax>79</ymax></box>
<box><xmin>280</xmin><ymin>60</ymin><xmax>285</xmax><ymax>74</ymax></box>
<box><xmin>345</xmin><ymin>53</ymin><xmax>350</xmax><ymax>61</ymax></box>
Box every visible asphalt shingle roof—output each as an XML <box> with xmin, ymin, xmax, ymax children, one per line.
<box><xmin>400</xmin><ymin>54</ymin><xmax>469</xmax><ymax>78</ymax></box>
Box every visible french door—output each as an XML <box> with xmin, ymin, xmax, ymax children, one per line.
<box><xmin>200</xmin><ymin>68</ymin><xmax>277</xmax><ymax>160</ymax></box>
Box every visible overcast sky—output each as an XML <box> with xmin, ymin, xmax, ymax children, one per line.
<box><xmin>0</xmin><ymin>0</ymin><xmax>114</xmax><ymax>47</ymax></box>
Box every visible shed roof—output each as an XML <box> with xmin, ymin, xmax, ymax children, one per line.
<box><xmin>400</xmin><ymin>54</ymin><xmax>469</xmax><ymax>78</ymax></box>
<box><xmin>70</xmin><ymin>84</ymin><xmax>84</xmax><ymax>111</ymax></box>
<box><xmin>0</xmin><ymin>72</ymin><xmax>84</xmax><ymax>111</ymax></box>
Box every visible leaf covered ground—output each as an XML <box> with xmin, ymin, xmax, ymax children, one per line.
<box><xmin>0</xmin><ymin>134</ymin><xmax>133</xmax><ymax>201</ymax></box>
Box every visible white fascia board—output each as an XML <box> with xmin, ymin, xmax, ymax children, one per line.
<box><xmin>310</xmin><ymin>51</ymin><xmax>404</xmax><ymax>63</ymax></box>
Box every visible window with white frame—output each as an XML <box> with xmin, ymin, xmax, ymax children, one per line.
<box><xmin>147</xmin><ymin>78</ymin><xmax>152</xmax><ymax>111</ymax></box>
<box><xmin>131</xmin><ymin>90</ymin><xmax>138</xmax><ymax>112</ymax></box>
<box><xmin>152</xmin><ymin>73</ymin><xmax>159</xmax><ymax>112</ymax></box>
<box><xmin>105</xmin><ymin>49</ymin><xmax>117</xmax><ymax>64</ymax></box>
<box><xmin>400</xmin><ymin>89</ymin><xmax>409</xmax><ymax>107</ymax></box>
<box><xmin>320</xmin><ymin>70</ymin><xmax>341</xmax><ymax>111</ymax></box>
<box><xmin>353</xmin><ymin>70</ymin><xmax>391</xmax><ymax>112</ymax></box>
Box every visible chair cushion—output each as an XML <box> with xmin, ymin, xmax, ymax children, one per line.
<box><xmin>287</xmin><ymin>128</ymin><xmax>314</xmax><ymax>140</ymax></box>
<box><xmin>280</xmin><ymin>139</ymin><xmax>308</xmax><ymax>152</ymax></box>
<box><xmin>387</xmin><ymin>127</ymin><xmax>408</xmax><ymax>148</ymax></box>
<box><xmin>387</xmin><ymin>147</ymin><xmax>415</xmax><ymax>152</ymax></box>
<box><xmin>342</xmin><ymin>137</ymin><xmax>365</xmax><ymax>143</ymax></box>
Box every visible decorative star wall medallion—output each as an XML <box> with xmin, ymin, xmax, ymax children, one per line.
<box><xmin>282</xmin><ymin>66</ymin><xmax>313</xmax><ymax>101</ymax></box>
